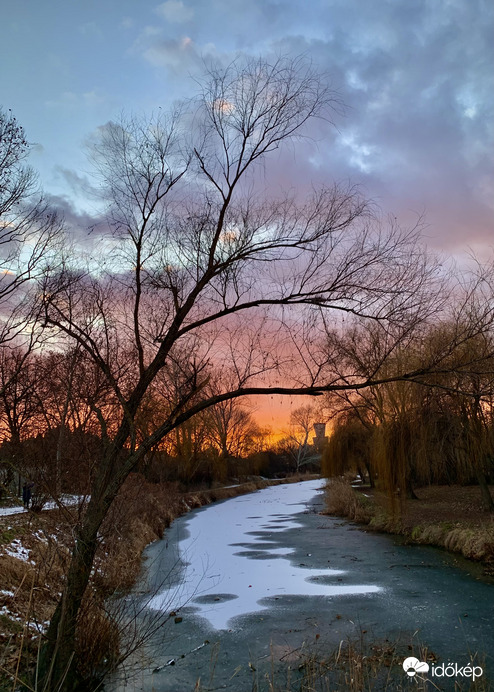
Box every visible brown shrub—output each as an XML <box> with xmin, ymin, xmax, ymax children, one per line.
<box><xmin>0</xmin><ymin>554</ymin><xmax>33</xmax><ymax>590</ymax></box>
<box><xmin>75</xmin><ymin>594</ymin><xmax>121</xmax><ymax>683</ymax></box>
<box><xmin>443</xmin><ymin>525</ymin><xmax>494</xmax><ymax>562</ymax></box>
<box><xmin>324</xmin><ymin>479</ymin><xmax>373</xmax><ymax>523</ymax></box>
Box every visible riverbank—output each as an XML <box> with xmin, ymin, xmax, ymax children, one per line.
<box><xmin>324</xmin><ymin>478</ymin><xmax>494</xmax><ymax>574</ymax></box>
<box><xmin>0</xmin><ymin>472</ymin><xmax>317</xmax><ymax>688</ymax></box>
<box><xmin>110</xmin><ymin>479</ymin><xmax>494</xmax><ymax>691</ymax></box>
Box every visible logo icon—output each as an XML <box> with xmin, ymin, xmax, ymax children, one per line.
<box><xmin>403</xmin><ymin>657</ymin><xmax>430</xmax><ymax>677</ymax></box>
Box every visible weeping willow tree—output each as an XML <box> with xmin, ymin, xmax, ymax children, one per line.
<box><xmin>322</xmin><ymin>413</ymin><xmax>373</xmax><ymax>485</ymax></box>
<box><xmin>454</xmin><ymin>391</ymin><xmax>494</xmax><ymax>510</ymax></box>
<box><xmin>323</xmin><ymin>317</ymin><xmax>494</xmax><ymax>510</ymax></box>
<box><xmin>323</xmin><ymin>351</ymin><xmax>431</xmax><ymax>502</ymax></box>
<box><xmin>325</xmin><ymin>379</ymin><xmax>494</xmax><ymax>510</ymax></box>
<box><xmin>324</xmin><ymin>387</ymin><xmax>426</xmax><ymax>503</ymax></box>
<box><xmin>431</xmin><ymin>327</ymin><xmax>494</xmax><ymax>510</ymax></box>
<box><xmin>409</xmin><ymin>395</ymin><xmax>464</xmax><ymax>485</ymax></box>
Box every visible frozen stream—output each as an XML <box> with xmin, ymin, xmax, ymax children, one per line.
<box><xmin>146</xmin><ymin>479</ymin><xmax>380</xmax><ymax>629</ymax></box>
<box><xmin>111</xmin><ymin>479</ymin><xmax>494</xmax><ymax>691</ymax></box>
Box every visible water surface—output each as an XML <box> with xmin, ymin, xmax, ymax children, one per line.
<box><xmin>111</xmin><ymin>479</ymin><xmax>494</xmax><ymax>691</ymax></box>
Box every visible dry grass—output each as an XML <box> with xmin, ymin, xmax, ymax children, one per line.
<box><xmin>0</xmin><ymin>473</ymin><xmax>317</xmax><ymax>689</ymax></box>
<box><xmin>413</xmin><ymin>523</ymin><xmax>494</xmax><ymax>563</ymax></box>
<box><xmin>0</xmin><ymin>514</ymin><xmax>72</xmax><ymax>690</ymax></box>
<box><xmin>194</xmin><ymin>634</ymin><xmax>491</xmax><ymax>691</ymax></box>
<box><xmin>323</xmin><ymin>479</ymin><xmax>373</xmax><ymax>524</ymax></box>
<box><xmin>75</xmin><ymin>596</ymin><xmax>121</xmax><ymax>683</ymax></box>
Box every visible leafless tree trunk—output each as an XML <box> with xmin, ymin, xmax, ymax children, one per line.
<box><xmin>288</xmin><ymin>404</ymin><xmax>321</xmax><ymax>471</ymax></box>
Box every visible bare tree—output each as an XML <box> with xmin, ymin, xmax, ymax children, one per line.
<box><xmin>0</xmin><ymin>347</ymin><xmax>40</xmax><ymax>496</ymax></box>
<box><xmin>430</xmin><ymin>328</ymin><xmax>494</xmax><ymax>510</ymax></box>
<box><xmin>285</xmin><ymin>403</ymin><xmax>322</xmax><ymax>470</ymax></box>
<box><xmin>25</xmin><ymin>347</ymin><xmax>111</xmax><ymax>498</ymax></box>
<box><xmin>207</xmin><ymin>399</ymin><xmax>257</xmax><ymax>459</ymax></box>
<box><xmin>323</xmin><ymin>267</ymin><xmax>494</xmax><ymax>505</ymax></box>
<box><xmin>0</xmin><ymin>107</ymin><xmax>62</xmax><ymax>397</ymax></box>
<box><xmin>37</xmin><ymin>56</ymin><xmax>440</xmax><ymax>689</ymax></box>
<box><xmin>203</xmin><ymin>372</ymin><xmax>259</xmax><ymax>464</ymax></box>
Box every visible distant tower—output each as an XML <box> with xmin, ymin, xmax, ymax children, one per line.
<box><xmin>312</xmin><ymin>423</ymin><xmax>328</xmax><ymax>451</ymax></box>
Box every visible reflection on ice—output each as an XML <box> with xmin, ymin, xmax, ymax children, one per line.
<box><xmin>147</xmin><ymin>480</ymin><xmax>381</xmax><ymax>630</ymax></box>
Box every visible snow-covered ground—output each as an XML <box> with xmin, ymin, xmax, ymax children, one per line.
<box><xmin>0</xmin><ymin>505</ymin><xmax>25</xmax><ymax>516</ymax></box>
<box><xmin>3</xmin><ymin>538</ymin><xmax>34</xmax><ymax>563</ymax></box>
<box><xmin>147</xmin><ymin>479</ymin><xmax>381</xmax><ymax>630</ymax></box>
<box><xmin>0</xmin><ymin>494</ymin><xmax>87</xmax><ymax>517</ymax></box>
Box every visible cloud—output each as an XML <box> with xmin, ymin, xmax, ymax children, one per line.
<box><xmin>53</xmin><ymin>167</ymin><xmax>99</xmax><ymax>200</ymax></box>
<box><xmin>254</xmin><ymin>0</ymin><xmax>494</xmax><ymax>252</ymax></box>
<box><xmin>135</xmin><ymin>28</ymin><xmax>202</xmax><ymax>71</ymax></box>
<box><xmin>135</xmin><ymin>0</ymin><xmax>494</xmax><ymax>252</ymax></box>
<box><xmin>31</xmin><ymin>143</ymin><xmax>45</xmax><ymax>155</ymax></box>
<box><xmin>119</xmin><ymin>17</ymin><xmax>134</xmax><ymax>30</ymax></box>
<box><xmin>45</xmin><ymin>193</ymin><xmax>108</xmax><ymax>248</ymax></box>
<box><xmin>156</xmin><ymin>1</ymin><xmax>194</xmax><ymax>24</ymax></box>
<box><xmin>15</xmin><ymin>0</ymin><xmax>489</xmax><ymax>258</ymax></box>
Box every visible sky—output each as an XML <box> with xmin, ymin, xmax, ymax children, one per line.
<box><xmin>1</xmin><ymin>0</ymin><xmax>493</xmax><ymax>429</ymax></box>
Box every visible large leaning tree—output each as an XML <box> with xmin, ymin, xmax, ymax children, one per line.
<box><xmin>38</xmin><ymin>56</ymin><xmax>441</xmax><ymax>688</ymax></box>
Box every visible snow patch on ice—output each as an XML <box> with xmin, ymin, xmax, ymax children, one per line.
<box><xmin>148</xmin><ymin>480</ymin><xmax>381</xmax><ymax>630</ymax></box>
